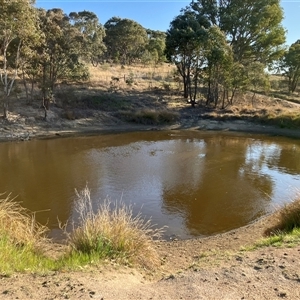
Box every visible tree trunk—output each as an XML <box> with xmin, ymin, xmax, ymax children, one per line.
<box><xmin>43</xmin><ymin>97</ymin><xmax>49</xmax><ymax>120</ymax></box>
<box><xmin>3</xmin><ymin>101</ymin><xmax>8</xmax><ymax>119</ymax></box>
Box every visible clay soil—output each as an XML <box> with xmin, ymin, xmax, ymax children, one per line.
<box><xmin>0</xmin><ymin>87</ymin><xmax>300</xmax><ymax>299</ymax></box>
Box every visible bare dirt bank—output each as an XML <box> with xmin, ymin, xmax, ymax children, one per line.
<box><xmin>1</xmin><ymin>103</ymin><xmax>300</xmax><ymax>143</ymax></box>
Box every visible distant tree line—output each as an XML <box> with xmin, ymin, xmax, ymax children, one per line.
<box><xmin>0</xmin><ymin>0</ymin><xmax>166</xmax><ymax>118</ymax></box>
<box><xmin>0</xmin><ymin>0</ymin><xmax>300</xmax><ymax>118</ymax></box>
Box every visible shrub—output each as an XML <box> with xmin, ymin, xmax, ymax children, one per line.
<box><xmin>119</xmin><ymin>109</ymin><xmax>179</xmax><ymax>125</ymax></box>
<box><xmin>55</xmin><ymin>87</ymin><xmax>81</xmax><ymax>108</ymax></box>
<box><xmin>66</xmin><ymin>187</ymin><xmax>162</xmax><ymax>269</ymax></box>
<box><xmin>82</xmin><ymin>94</ymin><xmax>131</xmax><ymax>111</ymax></box>
<box><xmin>125</xmin><ymin>73</ymin><xmax>135</xmax><ymax>86</ymax></box>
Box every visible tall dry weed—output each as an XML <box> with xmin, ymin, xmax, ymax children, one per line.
<box><xmin>66</xmin><ymin>186</ymin><xmax>162</xmax><ymax>269</ymax></box>
<box><xmin>0</xmin><ymin>194</ymin><xmax>48</xmax><ymax>248</ymax></box>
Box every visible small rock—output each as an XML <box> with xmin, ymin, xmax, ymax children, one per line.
<box><xmin>278</xmin><ymin>292</ymin><xmax>287</xmax><ymax>298</ymax></box>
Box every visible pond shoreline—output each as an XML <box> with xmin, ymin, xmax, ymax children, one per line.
<box><xmin>1</xmin><ymin>112</ymin><xmax>300</xmax><ymax>299</ymax></box>
<box><xmin>1</xmin><ymin>113</ymin><xmax>300</xmax><ymax>143</ymax></box>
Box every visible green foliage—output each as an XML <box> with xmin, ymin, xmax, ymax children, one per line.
<box><xmin>165</xmin><ymin>7</ymin><xmax>211</xmax><ymax>101</ymax></box>
<box><xmin>166</xmin><ymin>0</ymin><xmax>285</xmax><ymax>107</ymax></box>
<box><xmin>125</xmin><ymin>73</ymin><xmax>135</xmax><ymax>86</ymax></box>
<box><xmin>166</xmin><ymin>7</ymin><xmax>233</xmax><ymax>106</ymax></box>
<box><xmin>215</xmin><ymin>0</ymin><xmax>285</xmax><ymax>64</ymax></box>
<box><xmin>0</xmin><ymin>0</ymin><xmax>39</xmax><ymax>117</ymax></box>
<box><xmin>69</xmin><ymin>10</ymin><xmax>106</xmax><ymax>65</ymax></box>
<box><xmin>36</xmin><ymin>9</ymin><xmax>92</xmax><ymax>93</ymax></box>
<box><xmin>104</xmin><ymin>17</ymin><xmax>148</xmax><ymax>65</ymax></box>
<box><xmin>145</xmin><ymin>30</ymin><xmax>166</xmax><ymax>65</ymax></box>
<box><xmin>280</xmin><ymin>40</ymin><xmax>300</xmax><ymax>93</ymax></box>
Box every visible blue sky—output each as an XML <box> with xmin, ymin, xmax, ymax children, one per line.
<box><xmin>35</xmin><ymin>0</ymin><xmax>299</xmax><ymax>46</ymax></box>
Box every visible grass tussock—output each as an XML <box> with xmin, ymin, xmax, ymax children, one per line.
<box><xmin>119</xmin><ymin>109</ymin><xmax>179</xmax><ymax>125</ymax></box>
<box><xmin>65</xmin><ymin>187</ymin><xmax>162</xmax><ymax>269</ymax></box>
<box><xmin>0</xmin><ymin>194</ymin><xmax>48</xmax><ymax>248</ymax></box>
<box><xmin>250</xmin><ymin>198</ymin><xmax>300</xmax><ymax>250</ymax></box>
<box><xmin>0</xmin><ymin>194</ymin><xmax>55</xmax><ymax>274</ymax></box>
<box><xmin>267</xmin><ymin>198</ymin><xmax>300</xmax><ymax>235</ymax></box>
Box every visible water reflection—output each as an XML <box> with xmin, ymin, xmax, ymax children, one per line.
<box><xmin>0</xmin><ymin>131</ymin><xmax>300</xmax><ymax>240</ymax></box>
<box><xmin>162</xmin><ymin>136</ymin><xmax>274</xmax><ymax>236</ymax></box>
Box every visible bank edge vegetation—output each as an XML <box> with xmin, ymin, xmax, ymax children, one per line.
<box><xmin>0</xmin><ymin>0</ymin><xmax>300</xmax><ymax>122</ymax></box>
<box><xmin>0</xmin><ymin>188</ymin><xmax>162</xmax><ymax>273</ymax></box>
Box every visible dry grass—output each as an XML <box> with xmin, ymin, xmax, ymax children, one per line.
<box><xmin>0</xmin><ymin>193</ymin><xmax>48</xmax><ymax>249</ymax></box>
<box><xmin>87</xmin><ymin>63</ymin><xmax>175</xmax><ymax>91</ymax></box>
<box><xmin>265</xmin><ymin>198</ymin><xmax>300</xmax><ymax>235</ymax></box>
<box><xmin>66</xmin><ymin>186</ymin><xmax>162</xmax><ymax>269</ymax></box>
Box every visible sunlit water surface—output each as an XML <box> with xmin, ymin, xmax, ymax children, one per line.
<box><xmin>1</xmin><ymin>130</ymin><xmax>300</xmax><ymax>240</ymax></box>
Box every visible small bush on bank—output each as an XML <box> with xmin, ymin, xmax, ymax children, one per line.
<box><xmin>81</xmin><ymin>94</ymin><xmax>131</xmax><ymax>111</ymax></box>
<box><xmin>119</xmin><ymin>109</ymin><xmax>179</xmax><ymax>125</ymax></box>
<box><xmin>65</xmin><ymin>187</ymin><xmax>162</xmax><ymax>269</ymax></box>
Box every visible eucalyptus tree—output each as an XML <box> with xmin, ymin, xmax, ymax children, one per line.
<box><xmin>191</xmin><ymin>0</ymin><xmax>286</xmax><ymax>65</ymax></box>
<box><xmin>146</xmin><ymin>30</ymin><xmax>166</xmax><ymax>65</ymax></box>
<box><xmin>280</xmin><ymin>40</ymin><xmax>300</xmax><ymax>93</ymax></box>
<box><xmin>36</xmin><ymin>8</ymin><xmax>90</xmax><ymax>117</ymax></box>
<box><xmin>0</xmin><ymin>0</ymin><xmax>39</xmax><ymax>118</ymax></box>
<box><xmin>69</xmin><ymin>10</ymin><xmax>106</xmax><ymax>66</ymax></box>
<box><xmin>203</xmin><ymin>26</ymin><xmax>233</xmax><ymax>107</ymax></box>
<box><xmin>166</xmin><ymin>0</ymin><xmax>286</xmax><ymax>106</ymax></box>
<box><xmin>166</xmin><ymin>7</ymin><xmax>232</xmax><ymax>106</ymax></box>
<box><xmin>165</xmin><ymin>7</ymin><xmax>211</xmax><ymax>102</ymax></box>
<box><xmin>12</xmin><ymin>32</ymin><xmax>43</xmax><ymax>104</ymax></box>
<box><xmin>104</xmin><ymin>17</ymin><xmax>148</xmax><ymax>64</ymax></box>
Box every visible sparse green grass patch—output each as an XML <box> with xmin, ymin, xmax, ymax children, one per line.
<box><xmin>247</xmin><ymin>228</ymin><xmax>300</xmax><ymax>250</ymax></box>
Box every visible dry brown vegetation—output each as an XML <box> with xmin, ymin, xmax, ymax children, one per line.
<box><xmin>4</xmin><ymin>63</ymin><xmax>300</xmax><ymax>131</ymax></box>
<box><xmin>265</xmin><ymin>197</ymin><xmax>300</xmax><ymax>235</ymax></box>
<box><xmin>65</xmin><ymin>187</ymin><xmax>162</xmax><ymax>269</ymax></box>
<box><xmin>0</xmin><ymin>193</ymin><xmax>48</xmax><ymax>248</ymax></box>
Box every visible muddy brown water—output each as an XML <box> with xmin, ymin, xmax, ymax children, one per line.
<box><xmin>1</xmin><ymin>130</ymin><xmax>300</xmax><ymax>240</ymax></box>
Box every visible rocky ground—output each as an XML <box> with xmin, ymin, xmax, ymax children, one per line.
<box><xmin>0</xmin><ymin>95</ymin><xmax>300</xmax><ymax>299</ymax></box>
